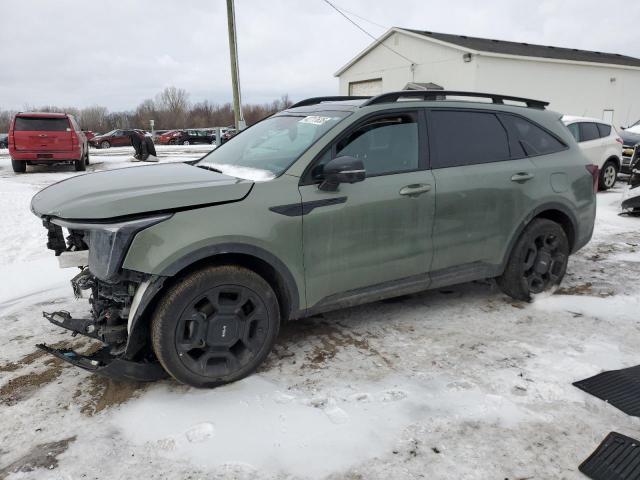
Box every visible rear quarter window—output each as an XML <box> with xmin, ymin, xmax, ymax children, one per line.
<box><xmin>14</xmin><ymin>117</ymin><xmax>70</xmax><ymax>132</ymax></box>
<box><xmin>499</xmin><ymin>114</ymin><xmax>566</xmax><ymax>156</ymax></box>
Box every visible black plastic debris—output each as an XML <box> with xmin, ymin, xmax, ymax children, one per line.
<box><xmin>574</xmin><ymin>365</ymin><xmax>640</xmax><ymax>417</ymax></box>
<box><xmin>579</xmin><ymin>432</ymin><xmax>640</xmax><ymax>480</ymax></box>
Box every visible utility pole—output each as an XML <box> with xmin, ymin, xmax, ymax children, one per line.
<box><xmin>226</xmin><ymin>0</ymin><xmax>245</xmax><ymax>131</ymax></box>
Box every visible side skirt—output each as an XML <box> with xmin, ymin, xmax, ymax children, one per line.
<box><xmin>298</xmin><ymin>262</ymin><xmax>500</xmax><ymax>319</ymax></box>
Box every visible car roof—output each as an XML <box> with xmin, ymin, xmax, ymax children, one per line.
<box><xmin>16</xmin><ymin>112</ymin><xmax>68</xmax><ymax>118</ymax></box>
<box><xmin>562</xmin><ymin>115</ymin><xmax>610</xmax><ymax>125</ymax></box>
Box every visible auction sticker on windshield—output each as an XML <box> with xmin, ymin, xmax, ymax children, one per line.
<box><xmin>299</xmin><ymin>116</ymin><xmax>334</xmax><ymax>125</ymax></box>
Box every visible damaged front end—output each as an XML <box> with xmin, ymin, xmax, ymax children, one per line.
<box><xmin>37</xmin><ymin>215</ymin><xmax>171</xmax><ymax>381</ymax></box>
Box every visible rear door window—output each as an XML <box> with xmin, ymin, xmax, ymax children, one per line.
<box><xmin>498</xmin><ymin>114</ymin><xmax>566</xmax><ymax>156</ymax></box>
<box><xmin>429</xmin><ymin>110</ymin><xmax>509</xmax><ymax>168</ymax></box>
<box><xmin>14</xmin><ymin>117</ymin><xmax>69</xmax><ymax>131</ymax></box>
<box><xmin>579</xmin><ymin>122</ymin><xmax>599</xmax><ymax>142</ymax></box>
<box><xmin>597</xmin><ymin>123</ymin><xmax>611</xmax><ymax>137</ymax></box>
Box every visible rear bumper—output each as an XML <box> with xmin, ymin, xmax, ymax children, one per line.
<box><xmin>9</xmin><ymin>150</ymin><xmax>81</xmax><ymax>161</ymax></box>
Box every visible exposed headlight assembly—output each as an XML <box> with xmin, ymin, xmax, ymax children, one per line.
<box><xmin>52</xmin><ymin>214</ymin><xmax>172</xmax><ymax>282</ymax></box>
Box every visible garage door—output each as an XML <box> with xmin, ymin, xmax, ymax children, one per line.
<box><xmin>349</xmin><ymin>78</ymin><xmax>383</xmax><ymax>96</ymax></box>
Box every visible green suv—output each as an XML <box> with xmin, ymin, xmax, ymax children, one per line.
<box><xmin>31</xmin><ymin>91</ymin><xmax>597</xmax><ymax>388</ymax></box>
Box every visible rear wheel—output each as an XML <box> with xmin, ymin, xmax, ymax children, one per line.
<box><xmin>100</xmin><ymin>140</ymin><xmax>110</xmax><ymax>149</ymax></box>
<box><xmin>599</xmin><ymin>160</ymin><xmax>618</xmax><ymax>190</ymax></box>
<box><xmin>84</xmin><ymin>149</ymin><xmax>90</xmax><ymax>165</ymax></box>
<box><xmin>11</xmin><ymin>159</ymin><xmax>26</xmax><ymax>173</ymax></box>
<box><xmin>74</xmin><ymin>157</ymin><xmax>86</xmax><ymax>171</ymax></box>
<box><xmin>497</xmin><ymin>219</ymin><xmax>569</xmax><ymax>301</ymax></box>
<box><xmin>151</xmin><ymin>265</ymin><xmax>280</xmax><ymax>388</ymax></box>
<box><xmin>182</xmin><ymin>140</ymin><xmax>190</xmax><ymax>145</ymax></box>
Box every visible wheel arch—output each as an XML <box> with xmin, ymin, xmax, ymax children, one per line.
<box><xmin>124</xmin><ymin>243</ymin><xmax>301</xmax><ymax>359</ymax></box>
<box><xmin>501</xmin><ymin>202</ymin><xmax>579</xmax><ymax>272</ymax></box>
<box><xmin>169</xmin><ymin>243</ymin><xmax>300</xmax><ymax>315</ymax></box>
<box><xmin>604</xmin><ymin>155</ymin><xmax>621</xmax><ymax>170</ymax></box>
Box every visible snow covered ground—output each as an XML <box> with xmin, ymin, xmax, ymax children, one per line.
<box><xmin>1</xmin><ymin>145</ymin><xmax>640</xmax><ymax>479</ymax></box>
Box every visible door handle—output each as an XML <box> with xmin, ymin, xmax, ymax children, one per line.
<box><xmin>511</xmin><ymin>172</ymin><xmax>535</xmax><ymax>183</ymax></box>
<box><xmin>399</xmin><ymin>183</ymin><xmax>432</xmax><ymax>197</ymax></box>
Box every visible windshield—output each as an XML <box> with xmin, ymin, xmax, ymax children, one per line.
<box><xmin>101</xmin><ymin>129</ymin><xmax>117</xmax><ymax>137</ymax></box>
<box><xmin>197</xmin><ymin>112</ymin><xmax>350</xmax><ymax>180</ymax></box>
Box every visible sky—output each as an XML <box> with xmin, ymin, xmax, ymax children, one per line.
<box><xmin>1</xmin><ymin>0</ymin><xmax>639</xmax><ymax>111</ymax></box>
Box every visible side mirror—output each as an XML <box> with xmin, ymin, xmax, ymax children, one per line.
<box><xmin>319</xmin><ymin>156</ymin><xmax>366</xmax><ymax>191</ymax></box>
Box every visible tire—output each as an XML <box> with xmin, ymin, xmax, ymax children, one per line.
<box><xmin>84</xmin><ymin>149</ymin><xmax>90</xmax><ymax>165</ymax></box>
<box><xmin>11</xmin><ymin>159</ymin><xmax>26</xmax><ymax>173</ymax></box>
<box><xmin>151</xmin><ymin>265</ymin><xmax>280</xmax><ymax>388</ymax></box>
<box><xmin>182</xmin><ymin>140</ymin><xmax>190</xmax><ymax>145</ymax></box>
<box><xmin>100</xmin><ymin>140</ymin><xmax>111</xmax><ymax>149</ymax></box>
<box><xmin>598</xmin><ymin>160</ymin><xmax>618</xmax><ymax>190</ymax></box>
<box><xmin>74</xmin><ymin>156</ymin><xmax>86</xmax><ymax>171</ymax></box>
<box><xmin>496</xmin><ymin>218</ymin><xmax>569</xmax><ymax>301</ymax></box>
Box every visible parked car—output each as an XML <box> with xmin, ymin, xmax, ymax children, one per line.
<box><xmin>156</xmin><ymin>130</ymin><xmax>180</xmax><ymax>145</ymax></box>
<box><xmin>31</xmin><ymin>91</ymin><xmax>597</xmax><ymax>388</ymax></box>
<box><xmin>90</xmin><ymin>129</ymin><xmax>146</xmax><ymax>148</ymax></box>
<box><xmin>620</xmin><ymin>124</ymin><xmax>640</xmax><ymax>174</ymax></box>
<box><xmin>8</xmin><ymin>112</ymin><xmax>89</xmax><ymax>173</ymax></box>
<box><xmin>0</xmin><ymin>133</ymin><xmax>8</xmax><ymax>149</ymax></box>
<box><xmin>562</xmin><ymin>115</ymin><xmax>623</xmax><ymax>190</ymax></box>
<box><xmin>152</xmin><ymin>130</ymin><xmax>170</xmax><ymax>142</ymax></box>
<box><xmin>157</xmin><ymin>129</ymin><xmax>215</xmax><ymax>145</ymax></box>
<box><xmin>220</xmin><ymin>128</ymin><xmax>238</xmax><ymax>144</ymax></box>
<box><xmin>82</xmin><ymin>130</ymin><xmax>97</xmax><ymax>141</ymax></box>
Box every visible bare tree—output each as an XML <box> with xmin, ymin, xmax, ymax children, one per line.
<box><xmin>78</xmin><ymin>105</ymin><xmax>108</xmax><ymax>132</ymax></box>
<box><xmin>0</xmin><ymin>89</ymin><xmax>291</xmax><ymax>132</ymax></box>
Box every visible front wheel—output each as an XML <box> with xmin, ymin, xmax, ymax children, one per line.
<box><xmin>497</xmin><ymin>219</ymin><xmax>569</xmax><ymax>301</ymax></box>
<box><xmin>599</xmin><ymin>161</ymin><xmax>618</xmax><ymax>190</ymax></box>
<box><xmin>100</xmin><ymin>140</ymin><xmax>111</xmax><ymax>149</ymax></box>
<box><xmin>151</xmin><ymin>265</ymin><xmax>280</xmax><ymax>388</ymax></box>
<box><xmin>182</xmin><ymin>140</ymin><xmax>190</xmax><ymax>145</ymax></box>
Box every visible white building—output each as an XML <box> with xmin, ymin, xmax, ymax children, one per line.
<box><xmin>336</xmin><ymin>28</ymin><xmax>640</xmax><ymax>127</ymax></box>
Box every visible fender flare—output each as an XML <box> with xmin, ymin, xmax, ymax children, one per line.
<box><xmin>124</xmin><ymin>243</ymin><xmax>302</xmax><ymax>358</ymax></box>
<box><xmin>159</xmin><ymin>243</ymin><xmax>300</xmax><ymax>313</ymax></box>
<box><xmin>500</xmin><ymin>201</ymin><xmax>580</xmax><ymax>271</ymax></box>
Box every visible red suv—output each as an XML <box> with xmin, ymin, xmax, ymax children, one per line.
<box><xmin>8</xmin><ymin>112</ymin><xmax>89</xmax><ymax>173</ymax></box>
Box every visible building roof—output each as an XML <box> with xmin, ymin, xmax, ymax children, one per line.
<box><xmin>401</xmin><ymin>29</ymin><xmax>640</xmax><ymax>68</ymax></box>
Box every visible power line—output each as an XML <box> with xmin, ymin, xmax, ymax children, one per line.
<box><xmin>328</xmin><ymin>1</ymin><xmax>388</xmax><ymax>30</ymax></box>
<box><xmin>321</xmin><ymin>0</ymin><xmax>417</xmax><ymax>66</ymax></box>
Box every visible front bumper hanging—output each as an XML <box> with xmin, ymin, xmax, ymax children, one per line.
<box><xmin>36</xmin><ymin>343</ymin><xmax>167</xmax><ymax>382</ymax></box>
<box><xmin>40</xmin><ymin>310</ymin><xmax>167</xmax><ymax>382</ymax></box>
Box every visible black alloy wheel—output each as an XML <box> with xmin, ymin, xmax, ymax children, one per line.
<box><xmin>151</xmin><ymin>265</ymin><xmax>280</xmax><ymax>388</ymax></box>
<box><xmin>497</xmin><ymin>219</ymin><xmax>569</xmax><ymax>301</ymax></box>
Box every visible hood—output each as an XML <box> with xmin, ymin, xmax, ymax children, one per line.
<box><xmin>31</xmin><ymin>163</ymin><xmax>253</xmax><ymax>220</ymax></box>
<box><xmin>620</xmin><ymin>130</ymin><xmax>640</xmax><ymax>147</ymax></box>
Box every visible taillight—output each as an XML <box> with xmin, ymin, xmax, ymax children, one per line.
<box><xmin>8</xmin><ymin>130</ymin><xmax>14</xmax><ymax>148</ymax></box>
<box><xmin>71</xmin><ymin>132</ymin><xmax>79</xmax><ymax>148</ymax></box>
<box><xmin>615</xmin><ymin>137</ymin><xmax>623</xmax><ymax>144</ymax></box>
<box><xmin>585</xmin><ymin>164</ymin><xmax>599</xmax><ymax>193</ymax></box>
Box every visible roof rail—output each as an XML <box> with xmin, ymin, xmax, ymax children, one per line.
<box><xmin>289</xmin><ymin>96</ymin><xmax>371</xmax><ymax>109</ymax></box>
<box><xmin>360</xmin><ymin>90</ymin><xmax>549</xmax><ymax>109</ymax></box>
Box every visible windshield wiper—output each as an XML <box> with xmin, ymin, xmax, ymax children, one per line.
<box><xmin>196</xmin><ymin>164</ymin><xmax>224</xmax><ymax>174</ymax></box>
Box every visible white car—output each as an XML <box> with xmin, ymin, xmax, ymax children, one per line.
<box><xmin>562</xmin><ymin>115</ymin><xmax>623</xmax><ymax>190</ymax></box>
